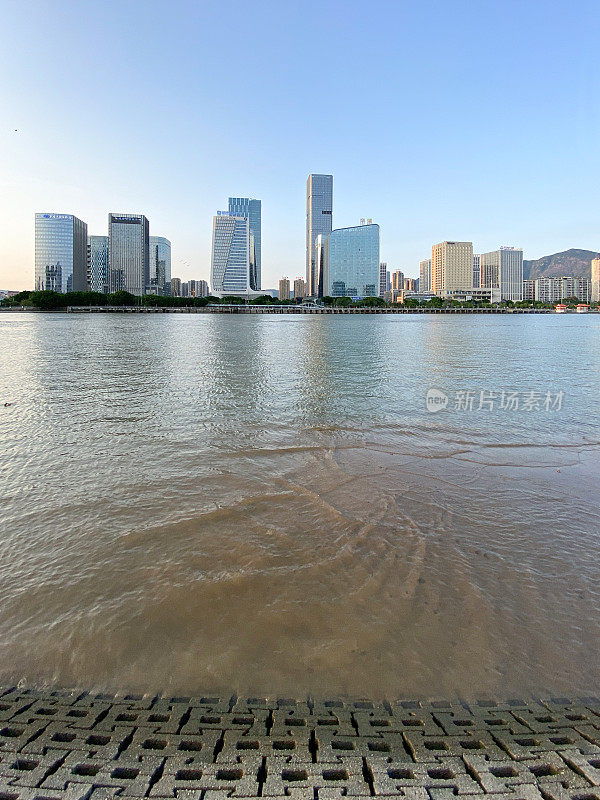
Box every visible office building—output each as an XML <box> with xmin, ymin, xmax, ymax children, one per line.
<box><xmin>210</xmin><ymin>212</ymin><xmax>252</xmax><ymax>295</ymax></box>
<box><xmin>149</xmin><ymin>236</ymin><xmax>171</xmax><ymax>295</ymax></box>
<box><xmin>591</xmin><ymin>256</ymin><xmax>600</xmax><ymax>303</ymax></box>
<box><xmin>391</xmin><ymin>270</ymin><xmax>404</xmax><ymax>292</ymax></box>
<box><xmin>228</xmin><ymin>198</ymin><xmax>261</xmax><ymax>290</ymax></box>
<box><xmin>306</xmin><ymin>174</ymin><xmax>333</xmax><ymax>296</ymax></box>
<box><xmin>170</xmin><ymin>277</ymin><xmax>182</xmax><ymax>297</ymax></box>
<box><xmin>473</xmin><ymin>254</ymin><xmax>481</xmax><ymax>288</ymax></box>
<box><xmin>480</xmin><ymin>247</ymin><xmax>523</xmax><ymax>301</ymax></box>
<box><xmin>35</xmin><ymin>213</ymin><xmax>88</xmax><ymax>293</ymax></box>
<box><xmin>419</xmin><ymin>259</ymin><xmax>431</xmax><ymax>292</ymax></box>
<box><xmin>279</xmin><ymin>277</ymin><xmax>290</xmax><ymax>301</ymax></box>
<box><xmin>431</xmin><ymin>241</ymin><xmax>473</xmax><ymax>295</ymax></box>
<box><xmin>379</xmin><ymin>262</ymin><xmax>388</xmax><ymax>297</ymax></box>
<box><xmin>87</xmin><ymin>235</ymin><xmax>109</xmax><ymax>294</ymax></box>
<box><xmin>319</xmin><ymin>222</ymin><xmax>379</xmax><ymax>298</ymax></box>
<box><xmin>108</xmin><ymin>213</ymin><xmax>149</xmax><ymax>295</ymax></box>
<box><xmin>293</xmin><ymin>277</ymin><xmax>306</xmax><ymax>300</ymax></box>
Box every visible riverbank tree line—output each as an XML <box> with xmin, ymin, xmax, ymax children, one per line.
<box><xmin>1</xmin><ymin>290</ymin><xmax>593</xmax><ymax>311</ymax></box>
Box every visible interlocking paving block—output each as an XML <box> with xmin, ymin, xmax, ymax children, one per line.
<box><xmin>509</xmin><ymin>707</ymin><xmax>600</xmax><ymax>734</ymax></box>
<box><xmin>387</xmin><ymin>709</ymin><xmax>445</xmax><ymax>737</ymax></box>
<box><xmin>0</xmin><ymin>753</ymin><xmax>65</xmax><ymax>788</ymax></box>
<box><xmin>0</xmin><ymin>723</ymin><xmax>49</xmax><ymax>754</ymax></box>
<box><xmin>560</xmin><ymin>751</ymin><xmax>600</xmax><ymax>785</ymax></box>
<box><xmin>3</xmin><ymin>692</ymin><xmax>600</xmax><ymax>799</ymax></box>
<box><xmin>464</xmin><ymin>752</ymin><xmax>552</xmax><ymax>792</ymax></box>
<box><xmin>273</xmin><ymin>700</ymin><xmax>312</xmax><ymax>717</ymax></box>
<box><xmin>261</xmin><ymin>758</ymin><xmax>367</xmax><ymax>796</ymax></box>
<box><xmin>0</xmin><ymin>784</ymin><xmax>96</xmax><ymax>800</ymax></box>
<box><xmin>466</xmin><ymin>710</ymin><xmax>535</xmax><ymax>736</ymax></box>
<box><xmin>404</xmin><ymin>731</ymin><xmax>508</xmax><ymax>762</ymax></box>
<box><xmin>316</xmin><ymin>732</ymin><xmax>409</xmax><ymax>763</ymax></box>
<box><xmin>149</xmin><ymin>763</ymin><xmax>259</xmax><ymax>797</ymax></box>
<box><xmin>467</xmin><ymin>699</ymin><xmax>544</xmax><ymax>713</ymax></box>
<box><xmin>41</xmin><ymin>753</ymin><xmax>163</xmax><ymax>797</ymax></box>
<box><xmin>121</xmin><ymin>729</ymin><xmax>221</xmax><ymax>761</ymax></box>
<box><xmin>110</xmin><ymin>694</ymin><xmax>156</xmax><ymax>711</ymax></box>
<box><xmin>230</xmin><ymin>696</ymin><xmax>272</xmax><ymax>713</ymax></box>
<box><xmin>311</xmin><ymin>715</ymin><xmax>356</xmax><ymax>738</ymax></box>
<box><xmin>491</xmin><ymin>730</ymin><xmax>600</xmax><ymax>760</ymax></box>
<box><xmin>368</xmin><ymin>756</ymin><xmax>484</xmax><ymax>796</ymax></box>
<box><xmin>417</xmin><ymin>700</ymin><xmax>468</xmax><ymax>713</ymax></box>
<box><xmin>217</xmin><ymin>732</ymin><xmax>311</xmax><ymax>764</ymax></box>
<box><xmin>179</xmin><ymin>696</ymin><xmax>233</xmax><ymax>714</ymax></box>
<box><xmin>93</xmin><ymin>705</ymin><xmax>186</xmax><ymax>735</ymax></box>
<box><xmin>474</xmin><ymin>788</ymin><xmax>546</xmax><ymax>800</ymax></box>
<box><xmin>20</xmin><ymin>724</ymin><xmax>127</xmax><ymax>760</ymax></box>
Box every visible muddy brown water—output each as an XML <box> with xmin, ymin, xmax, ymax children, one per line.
<box><xmin>0</xmin><ymin>313</ymin><xmax>598</xmax><ymax>698</ymax></box>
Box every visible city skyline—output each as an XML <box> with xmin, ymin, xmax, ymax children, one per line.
<box><xmin>3</xmin><ymin>0</ymin><xmax>600</xmax><ymax>291</ymax></box>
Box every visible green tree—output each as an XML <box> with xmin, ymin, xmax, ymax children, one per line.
<box><xmin>28</xmin><ymin>291</ymin><xmax>67</xmax><ymax>309</ymax></box>
<box><xmin>333</xmin><ymin>296</ymin><xmax>352</xmax><ymax>307</ymax></box>
<box><xmin>107</xmin><ymin>290</ymin><xmax>136</xmax><ymax>306</ymax></box>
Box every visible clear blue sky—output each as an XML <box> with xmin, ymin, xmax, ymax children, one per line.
<box><xmin>2</xmin><ymin>0</ymin><xmax>599</xmax><ymax>290</ymax></box>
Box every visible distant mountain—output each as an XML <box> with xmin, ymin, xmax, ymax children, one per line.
<box><xmin>523</xmin><ymin>249</ymin><xmax>598</xmax><ymax>280</ymax></box>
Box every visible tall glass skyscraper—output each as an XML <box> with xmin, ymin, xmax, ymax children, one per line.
<box><xmin>211</xmin><ymin>212</ymin><xmax>251</xmax><ymax>295</ymax></box>
<box><xmin>35</xmin><ymin>213</ymin><xmax>88</xmax><ymax>293</ymax></box>
<box><xmin>306</xmin><ymin>174</ymin><xmax>333</xmax><ymax>297</ymax></box>
<box><xmin>149</xmin><ymin>236</ymin><xmax>171</xmax><ymax>294</ymax></box>
<box><xmin>228</xmin><ymin>198</ymin><xmax>261</xmax><ymax>290</ymax></box>
<box><xmin>319</xmin><ymin>222</ymin><xmax>380</xmax><ymax>299</ymax></box>
<box><xmin>87</xmin><ymin>235</ymin><xmax>109</xmax><ymax>293</ymax></box>
<box><xmin>480</xmin><ymin>247</ymin><xmax>523</xmax><ymax>301</ymax></box>
<box><xmin>108</xmin><ymin>213</ymin><xmax>149</xmax><ymax>295</ymax></box>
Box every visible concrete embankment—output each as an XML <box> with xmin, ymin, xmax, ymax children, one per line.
<box><xmin>63</xmin><ymin>305</ymin><xmax>570</xmax><ymax>314</ymax></box>
<box><xmin>0</xmin><ymin>688</ymin><xmax>598</xmax><ymax>797</ymax></box>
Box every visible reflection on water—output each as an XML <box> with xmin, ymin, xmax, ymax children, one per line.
<box><xmin>0</xmin><ymin>313</ymin><xmax>599</xmax><ymax>698</ymax></box>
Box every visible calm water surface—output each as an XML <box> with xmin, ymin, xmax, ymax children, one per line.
<box><xmin>0</xmin><ymin>312</ymin><xmax>599</xmax><ymax>698</ymax></box>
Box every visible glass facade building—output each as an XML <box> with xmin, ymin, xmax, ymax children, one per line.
<box><xmin>320</xmin><ymin>223</ymin><xmax>380</xmax><ymax>299</ymax></box>
<box><xmin>149</xmin><ymin>236</ymin><xmax>171</xmax><ymax>295</ymax></box>
<box><xmin>87</xmin><ymin>235</ymin><xmax>109</xmax><ymax>293</ymax></box>
<box><xmin>211</xmin><ymin>213</ymin><xmax>251</xmax><ymax>295</ymax></box>
<box><xmin>228</xmin><ymin>198</ymin><xmax>261</xmax><ymax>290</ymax></box>
<box><xmin>306</xmin><ymin>174</ymin><xmax>333</xmax><ymax>296</ymax></box>
<box><xmin>35</xmin><ymin>213</ymin><xmax>88</xmax><ymax>293</ymax></box>
<box><xmin>480</xmin><ymin>247</ymin><xmax>523</xmax><ymax>301</ymax></box>
<box><xmin>108</xmin><ymin>213</ymin><xmax>149</xmax><ymax>295</ymax></box>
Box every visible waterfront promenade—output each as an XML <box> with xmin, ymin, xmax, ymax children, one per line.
<box><xmin>1</xmin><ymin>688</ymin><xmax>600</xmax><ymax>798</ymax></box>
<box><xmin>2</xmin><ymin>305</ymin><xmax>588</xmax><ymax>315</ymax></box>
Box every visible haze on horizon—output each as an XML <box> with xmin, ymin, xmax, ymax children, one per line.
<box><xmin>1</xmin><ymin>0</ymin><xmax>599</xmax><ymax>291</ymax></box>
